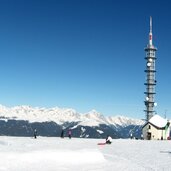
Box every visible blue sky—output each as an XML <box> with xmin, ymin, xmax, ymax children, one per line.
<box><xmin>0</xmin><ymin>0</ymin><xmax>171</xmax><ymax>119</ymax></box>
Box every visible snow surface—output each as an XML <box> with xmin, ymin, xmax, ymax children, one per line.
<box><xmin>0</xmin><ymin>136</ymin><xmax>171</xmax><ymax>171</ymax></box>
<box><xmin>149</xmin><ymin>115</ymin><xmax>168</xmax><ymax>128</ymax></box>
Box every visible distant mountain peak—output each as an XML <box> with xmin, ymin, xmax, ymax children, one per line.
<box><xmin>0</xmin><ymin>104</ymin><xmax>144</xmax><ymax>127</ymax></box>
<box><xmin>86</xmin><ymin>109</ymin><xmax>102</xmax><ymax>117</ymax></box>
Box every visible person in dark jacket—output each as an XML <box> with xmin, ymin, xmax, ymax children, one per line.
<box><xmin>106</xmin><ymin>135</ymin><xmax>112</xmax><ymax>144</ymax></box>
<box><xmin>61</xmin><ymin>129</ymin><xmax>64</xmax><ymax>138</ymax></box>
<box><xmin>68</xmin><ymin>129</ymin><xmax>72</xmax><ymax>139</ymax></box>
<box><xmin>34</xmin><ymin>129</ymin><xmax>37</xmax><ymax>139</ymax></box>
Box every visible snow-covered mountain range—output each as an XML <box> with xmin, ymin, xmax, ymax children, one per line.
<box><xmin>0</xmin><ymin>105</ymin><xmax>144</xmax><ymax>138</ymax></box>
<box><xmin>0</xmin><ymin>105</ymin><xmax>143</xmax><ymax>127</ymax></box>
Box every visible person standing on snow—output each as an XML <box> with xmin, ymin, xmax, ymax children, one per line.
<box><xmin>130</xmin><ymin>133</ymin><xmax>133</xmax><ymax>139</ymax></box>
<box><xmin>141</xmin><ymin>133</ymin><xmax>144</xmax><ymax>140</ymax></box>
<box><xmin>61</xmin><ymin>129</ymin><xmax>64</xmax><ymax>138</ymax></box>
<box><xmin>34</xmin><ymin>129</ymin><xmax>37</xmax><ymax>139</ymax></box>
<box><xmin>68</xmin><ymin>129</ymin><xmax>72</xmax><ymax>139</ymax></box>
<box><xmin>106</xmin><ymin>135</ymin><xmax>112</xmax><ymax>144</ymax></box>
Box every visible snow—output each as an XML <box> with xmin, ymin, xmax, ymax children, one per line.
<box><xmin>97</xmin><ymin>130</ymin><xmax>104</xmax><ymax>134</ymax></box>
<box><xmin>149</xmin><ymin>115</ymin><xmax>168</xmax><ymax>128</ymax></box>
<box><xmin>0</xmin><ymin>136</ymin><xmax>171</xmax><ymax>171</ymax></box>
<box><xmin>106</xmin><ymin>115</ymin><xmax>144</xmax><ymax>127</ymax></box>
<box><xmin>0</xmin><ymin>104</ymin><xmax>144</xmax><ymax>127</ymax></box>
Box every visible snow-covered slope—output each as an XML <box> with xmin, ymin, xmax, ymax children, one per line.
<box><xmin>0</xmin><ymin>105</ymin><xmax>144</xmax><ymax>127</ymax></box>
<box><xmin>0</xmin><ymin>136</ymin><xmax>171</xmax><ymax>171</ymax></box>
<box><xmin>106</xmin><ymin>115</ymin><xmax>143</xmax><ymax>127</ymax></box>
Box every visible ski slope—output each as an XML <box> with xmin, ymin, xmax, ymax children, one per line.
<box><xmin>0</xmin><ymin>136</ymin><xmax>171</xmax><ymax>171</ymax></box>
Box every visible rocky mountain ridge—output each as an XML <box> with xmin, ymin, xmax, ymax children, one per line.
<box><xmin>0</xmin><ymin>105</ymin><xmax>144</xmax><ymax>138</ymax></box>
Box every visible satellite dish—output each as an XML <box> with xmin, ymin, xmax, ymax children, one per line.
<box><xmin>154</xmin><ymin>102</ymin><xmax>157</xmax><ymax>106</ymax></box>
<box><xmin>149</xmin><ymin>58</ymin><xmax>153</xmax><ymax>62</ymax></box>
<box><xmin>147</xmin><ymin>62</ymin><xmax>151</xmax><ymax>67</ymax></box>
<box><xmin>146</xmin><ymin>97</ymin><xmax>149</xmax><ymax>101</ymax></box>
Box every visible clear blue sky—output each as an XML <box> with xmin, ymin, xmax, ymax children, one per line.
<box><xmin>0</xmin><ymin>0</ymin><xmax>171</xmax><ymax>119</ymax></box>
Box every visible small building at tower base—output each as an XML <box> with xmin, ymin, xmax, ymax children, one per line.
<box><xmin>142</xmin><ymin>115</ymin><xmax>170</xmax><ymax>140</ymax></box>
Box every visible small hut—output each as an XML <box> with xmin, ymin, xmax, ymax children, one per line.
<box><xmin>142</xmin><ymin>115</ymin><xmax>170</xmax><ymax>140</ymax></box>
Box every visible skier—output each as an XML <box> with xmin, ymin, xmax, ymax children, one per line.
<box><xmin>68</xmin><ymin>129</ymin><xmax>72</xmax><ymax>139</ymax></box>
<box><xmin>106</xmin><ymin>135</ymin><xmax>112</xmax><ymax>144</ymax></box>
<box><xmin>130</xmin><ymin>133</ymin><xmax>133</xmax><ymax>139</ymax></box>
<box><xmin>34</xmin><ymin>129</ymin><xmax>37</xmax><ymax>139</ymax></box>
<box><xmin>61</xmin><ymin>129</ymin><xmax>64</xmax><ymax>138</ymax></box>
